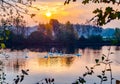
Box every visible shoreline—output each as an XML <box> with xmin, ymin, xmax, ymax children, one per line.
<box><xmin>5</xmin><ymin>42</ymin><xmax>120</xmax><ymax>51</ymax></box>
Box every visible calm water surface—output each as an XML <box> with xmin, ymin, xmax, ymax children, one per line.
<box><xmin>0</xmin><ymin>46</ymin><xmax>120</xmax><ymax>84</ymax></box>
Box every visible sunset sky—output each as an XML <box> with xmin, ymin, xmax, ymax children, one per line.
<box><xmin>24</xmin><ymin>0</ymin><xmax>120</xmax><ymax>28</ymax></box>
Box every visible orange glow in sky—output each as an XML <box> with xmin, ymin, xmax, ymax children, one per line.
<box><xmin>25</xmin><ymin>1</ymin><xmax>120</xmax><ymax>28</ymax></box>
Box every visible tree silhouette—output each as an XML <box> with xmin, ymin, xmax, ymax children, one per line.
<box><xmin>64</xmin><ymin>0</ymin><xmax>120</xmax><ymax>26</ymax></box>
<box><xmin>114</xmin><ymin>28</ymin><xmax>120</xmax><ymax>41</ymax></box>
<box><xmin>1</xmin><ymin>0</ymin><xmax>119</xmax><ymax>26</ymax></box>
<box><xmin>0</xmin><ymin>0</ymin><xmax>39</xmax><ymax>19</ymax></box>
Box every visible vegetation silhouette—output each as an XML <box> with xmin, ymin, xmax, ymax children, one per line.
<box><xmin>64</xmin><ymin>0</ymin><xmax>120</xmax><ymax>26</ymax></box>
<box><xmin>72</xmin><ymin>47</ymin><xmax>120</xmax><ymax>84</ymax></box>
<box><xmin>2</xmin><ymin>19</ymin><xmax>119</xmax><ymax>50</ymax></box>
<box><xmin>0</xmin><ymin>50</ymin><xmax>29</xmax><ymax>84</ymax></box>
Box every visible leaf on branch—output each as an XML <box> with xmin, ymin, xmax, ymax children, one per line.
<box><xmin>102</xmin><ymin>70</ymin><xmax>105</xmax><ymax>73</ymax></box>
<box><xmin>64</xmin><ymin>1</ymin><xmax>67</xmax><ymax>5</ymax></box>
<box><xmin>75</xmin><ymin>81</ymin><xmax>79</xmax><ymax>84</ymax></box>
<box><xmin>93</xmin><ymin>0</ymin><xmax>99</xmax><ymax>3</ymax></box>
<box><xmin>93</xmin><ymin>8</ymin><xmax>100</xmax><ymax>14</ymax></box>
<box><xmin>64</xmin><ymin>0</ymin><xmax>71</xmax><ymax>5</ymax></box>
<box><xmin>82</xmin><ymin>0</ymin><xmax>90</xmax><ymax>4</ymax></box>
<box><xmin>1</xmin><ymin>43</ymin><xmax>6</xmax><ymax>49</ymax></box>
<box><xmin>110</xmin><ymin>52</ymin><xmax>114</xmax><ymax>54</ymax></box>
<box><xmin>103</xmin><ymin>76</ymin><xmax>107</xmax><ymax>79</ymax></box>
<box><xmin>103</xmin><ymin>78</ymin><xmax>107</xmax><ymax>81</ymax></box>
<box><xmin>106</xmin><ymin>69</ymin><xmax>111</xmax><ymax>71</ymax></box>
<box><xmin>96</xmin><ymin>63</ymin><xmax>100</xmax><ymax>66</ymax></box>
<box><xmin>102</xmin><ymin>56</ymin><xmax>105</xmax><ymax>61</ymax></box>
<box><xmin>79</xmin><ymin>78</ymin><xmax>86</xmax><ymax>83</ymax></box>
<box><xmin>90</xmin><ymin>6</ymin><xmax>120</xmax><ymax>26</ymax></box>
<box><xmin>97</xmin><ymin>75</ymin><xmax>102</xmax><ymax>79</ymax></box>
<box><xmin>111</xmin><ymin>0</ymin><xmax>116</xmax><ymax>4</ymax></box>
<box><xmin>108</xmin><ymin>13</ymin><xmax>116</xmax><ymax>19</ymax></box>
<box><xmin>30</xmin><ymin>14</ymin><xmax>36</xmax><ymax>18</ymax></box>
<box><xmin>95</xmin><ymin>59</ymin><xmax>99</xmax><ymax>63</ymax></box>
<box><xmin>91</xmin><ymin>67</ymin><xmax>94</xmax><ymax>69</ymax></box>
<box><xmin>86</xmin><ymin>66</ymin><xmax>89</xmax><ymax>70</ymax></box>
<box><xmin>105</xmin><ymin>7</ymin><xmax>113</xmax><ymax>14</ymax></box>
<box><xmin>105</xmin><ymin>59</ymin><xmax>109</xmax><ymax>61</ymax></box>
<box><xmin>102</xmin><ymin>54</ymin><xmax>106</xmax><ymax>57</ymax></box>
<box><xmin>73</xmin><ymin>0</ymin><xmax>76</xmax><ymax>2</ymax></box>
<box><xmin>20</xmin><ymin>75</ymin><xmax>24</xmax><ymax>82</ymax></box>
<box><xmin>116</xmin><ymin>12</ymin><xmax>120</xmax><ymax>19</ymax></box>
<box><xmin>5</xmin><ymin>30</ymin><xmax>10</xmax><ymax>36</ymax></box>
<box><xmin>102</xmin><ymin>70</ymin><xmax>105</xmax><ymax>75</ymax></box>
<box><xmin>83</xmin><ymin>73</ymin><xmax>87</xmax><ymax>77</ymax></box>
<box><xmin>88</xmin><ymin>72</ymin><xmax>92</xmax><ymax>75</ymax></box>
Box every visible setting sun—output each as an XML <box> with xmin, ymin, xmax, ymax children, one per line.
<box><xmin>46</xmin><ymin>11</ymin><xmax>52</xmax><ymax>17</ymax></box>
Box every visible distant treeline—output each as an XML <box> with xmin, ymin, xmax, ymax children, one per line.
<box><xmin>0</xmin><ymin>19</ymin><xmax>120</xmax><ymax>49</ymax></box>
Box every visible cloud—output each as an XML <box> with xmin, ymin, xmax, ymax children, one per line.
<box><xmin>26</xmin><ymin>0</ymin><xmax>120</xmax><ymax>28</ymax></box>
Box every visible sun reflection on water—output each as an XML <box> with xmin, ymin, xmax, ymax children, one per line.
<box><xmin>0</xmin><ymin>46</ymin><xmax>120</xmax><ymax>84</ymax></box>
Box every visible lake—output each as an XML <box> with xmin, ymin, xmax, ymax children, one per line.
<box><xmin>0</xmin><ymin>46</ymin><xmax>120</xmax><ymax>84</ymax></box>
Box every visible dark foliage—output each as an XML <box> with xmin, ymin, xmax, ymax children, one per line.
<box><xmin>64</xmin><ymin>0</ymin><xmax>120</xmax><ymax>26</ymax></box>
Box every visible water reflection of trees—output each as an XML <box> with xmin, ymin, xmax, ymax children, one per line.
<box><xmin>5</xmin><ymin>58</ymin><xmax>26</xmax><ymax>72</ymax></box>
<box><xmin>78</xmin><ymin>48</ymin><xmax>102</xmax><ymax>64</ymax></box>
<box><xmin>115</xmin><ymin>46</ymin><xmax>120</xmax><ymax>50</ymax></box>
<box><xmin>38</xmin><ymin>57</ymin><xmax>75</xmax><ymax>67</ymax></box>
<box><xmin>0</xmin><ymin>49</ymin><xmax>29</xmax><ymax>84</ymax></box>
